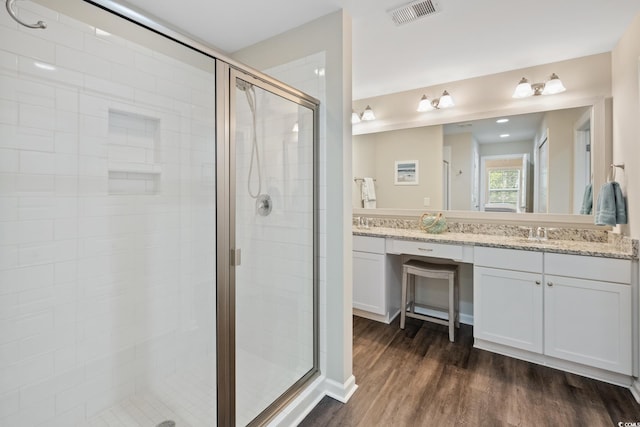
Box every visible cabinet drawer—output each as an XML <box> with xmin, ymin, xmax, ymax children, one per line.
<box><xmin>386</xmin><ymin>239</ymin><xmax>463</xmax><ymax>261</ymax></box>
<box><xmin>545</xmin><ymin>253</ymin><xmax>631</xmax><ymax>284</ymax></box>
<box><xmin>353</xmin><ymin>235</ymin><xmax>386</xmax><ymax>254</ymax></box>
<box><xmin>474</xmin><ymin>246</ymin><xmax>542</xmax><ymax>273</ymax></box>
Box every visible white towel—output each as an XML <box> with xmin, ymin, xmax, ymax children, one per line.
<box><xmin>361</xmin><ymin>177</ymin><xmax>376</xmax><ymax>209</ymax></box>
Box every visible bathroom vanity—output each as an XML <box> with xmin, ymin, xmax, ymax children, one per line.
<box><xmin>352</xmin><ymin>224</ymin><xmax>638</xmax><ymax>386</ymax></box>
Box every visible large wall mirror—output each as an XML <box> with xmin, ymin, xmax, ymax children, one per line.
<box><xmin>353</xmin><ymin>104</ymin><xmax>602</xmax><ymax>217</ymax></box>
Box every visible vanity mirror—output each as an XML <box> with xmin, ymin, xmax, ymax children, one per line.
<box><xmin>352</xmin><ymin>103</ymin><xmax>606</xmax><ymax>217</ymax></box>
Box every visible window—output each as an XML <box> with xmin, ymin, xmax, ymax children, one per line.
<box><xmin>487</xmin><ymin>168</ymin><xmax>521</xmax><ymax>205</ymax></box>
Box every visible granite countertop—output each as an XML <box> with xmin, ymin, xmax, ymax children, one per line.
<box><xmin>353</xmin><ymin>226</ymin><xmax>638</xmax><ymax>260</ymax></box>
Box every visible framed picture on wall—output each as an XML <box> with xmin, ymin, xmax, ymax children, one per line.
<box><xmin>394</xmin><ymin>160</ymin><xmax>419</xmax><ymax>185</ymax></box>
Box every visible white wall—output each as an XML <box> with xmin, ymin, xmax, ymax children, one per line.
<box><xmin>232</xmin><ymin>9</ymin><xmax>355</xmax><ymax>404</ymax></box>
<box><xmin>612</xmin><ymin>13</ymin><xmax>640</xmax><ymax>238</ymax></box>
<box><xmin>0</xmin><ymin>2</ymin><xmax>217</xmax><ymax>425</ymax></box>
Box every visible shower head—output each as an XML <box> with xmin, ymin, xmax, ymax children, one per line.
<box><xmin>236</xmin><ymin>80</ymin><xmax>253</xmax><ymax>92</ymax></box>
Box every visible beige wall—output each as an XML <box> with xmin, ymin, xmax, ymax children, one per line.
<box><xmin>612</xmin><ymin>13</ymin><xmax>640</xmax><ymax>238</ymax></box>
<box><xmin>233</xmin><ymin>10</ymin><xmax>355</xmax><ymax>393</ymax></box>
<box><xmin>353</xmin><ymin>53</ymin><xmax>612</xmax><ymax>135</ymax></box>
<box><xmin>444</xmin><ymin>133</ymin><xmax>474</xmax><ymax>210</ymax></box>
<box><xmin>542</xmin><ymin>107</ymin><xmax>590</xmax><ymax>214</ymax></box>
<box><xmin>353</xmin><ymin>126</ymin><xmax>443</xmax><ymax>209</ymax></box>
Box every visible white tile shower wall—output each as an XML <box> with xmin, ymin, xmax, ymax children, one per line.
<box><xmin>233</xmin><ymin>53</ymin><xmax>325</xmax><ymax>425</ymax></box>
<box><xmin>0</xmin><ymin>3</ymin><xmax>216</xmax><ymax>426</ymax></box>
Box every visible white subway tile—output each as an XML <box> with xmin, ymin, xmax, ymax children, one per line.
<box><xmin>19</xmin><ymin>151</ymin><xmax>56</xmax><ymax>174</ymax></box>
<box><xmin>53</xmin><ymin>347</ymin><xmax>76</xmax><ymax>375</ymax></box>
<box><xmin>35</xmin><ymin>405</ymin><xmax>85</xmax><ymax>427</ymax></box>
<box><xmin>18</xmin><ymin>242</ymin><xmax>55</xmax><ymax>266</ymax></box>
<box><xmin>84</xmin><ymin>35</ymin><xmax>135</xmax><ymax>67</ymax></box>
<box><xmin>20</xmin><ymin>352</ymin><xmax>55</xmax><ymax>386</ymax></box>
<box><xmin>18</xmin><ymin>57</ymin><xmax>84</xmax><ymax>88</ymax></box>
<box><xmin>15</xmin><ymin>174</ymin><xmax>55</xmax><ymax>193</ymax></box>
<box><xmin>1</xmin><ymin>396</ymin><xmax>55</xmax><ymax>426</ymax></box>
<box><xmin>84</xmin><ymin>76</ymin><xmax>134</xmax><ymax>101</ymax></box>
<box><xmin>0</xmin><ymin>220</ymin><xmax>52</xmax><ymax>245</ymax></box>
<box><xmin>54</xmin><ymin>110</ymin><xmax>78</xmax><ymax>133</ymax></box>
<box><xmin>0</xmin><ymin>341</ymin><xmax>19</xmax><ymax>368</ymax></box>
<box><xmin>19</xmin><ymin>104</ymin><xmax>55</xmax><ymax>132</ymax></box>
<box><xmin>0</xmin><ymin>390</ymin><xmax>19</xmax><ymax>419</ymax></box>
<box><xmin>0</xmin><ymin>27</ymin><xmax>55</xmax><ymax>63</ymax></box>
<box><xmin>54</xmin><ymin>176</ymin><xmax>78</xmax><ymax>196</ymax></box>
<box><xmin>54</xmin><ymin>260</ymin><xmax>76</xmax><ymax>285</ymax></box>
<box><xmin>53</xmin><ymin>218</ymin><xmax>77</xmax><ymax>241</ymax></box>
<box><xmin>55</xmin><ymin>88</ymin><xmax>78</xmax><ymax>114</ymax></box>
<box><xmin>111</xmin><ymin>63</ymin><xmax>156</xmax><ymax>93</ymax></box>
<box><xmin>53</xmin><ymin>132</ymin><xmax>77</xmax><ymax>155</ymax></box>
<box><xmin>0</xmin><ymin>50</ymin><xmax>18</xmax><ymax>73</ymax></box>
<box><xmin>0</xmin><ymin>149</ymin><xmax>18</xmax><ymax>174</ymax></box>
<box><xmin>54</xmin><ymin>154</ymin><xmax>77</xmax><ymax>176</ymax></box>
<box><xmin>0</xmin><ymin>99</ymin><xmax>17</xmax><ymax>126</ymax></box>
<box><xmin>0</xmin><ymin>197</ymin><xmax>17</xmax><ymax>221</ymax></box>
<box><xmin>56</xmin><ymin>46</ymin><xmax>111</xmax><ymax>81</ymax></box>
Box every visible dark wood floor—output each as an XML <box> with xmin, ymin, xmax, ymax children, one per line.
<box><xmin>300</xmin><ymin>316</ymin><xmax>640</xmax><ymax>427</ymax></box>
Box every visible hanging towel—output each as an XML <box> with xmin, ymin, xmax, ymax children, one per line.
<box><xmin>595</xmin><ymin>181</ymin><xmax>627</xmax><ymax>225</ymax></box>
<box><xmin>579</xmin><ymin>183</ymin><xmax>592</xmax><ymax>215</ymax></box>
<box><xmin>361</xmin><ymin>177</ymin><xmax>377</xmax><ymax>209</ymax></box>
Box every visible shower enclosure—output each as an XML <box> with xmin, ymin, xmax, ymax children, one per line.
<box><xmin>0</xmin><ymin>1</ymin><xmax>319</xmax><ymax>425</ymax></box>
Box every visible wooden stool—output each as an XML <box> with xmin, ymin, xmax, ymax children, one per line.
<box><xmin>400</xmin><ymin>260</ymin><xmax>459</xmax><ymax>342</ymax></box>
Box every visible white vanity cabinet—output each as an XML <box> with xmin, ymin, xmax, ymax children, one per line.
<box><xmin>473</xmin><ymin>248</ymin><xmax>543</xmax><ymax>353</ymax></box>
<box><xmin>352</xmin><ymin>236</ymin><xmax>401</xmax><ymax>323</ymax></box>
<box><xmin>473</xmin><ymin>247</ymin><xmax>633</xmax><ymax>377</ymax></box>
<box><xmin>543</xmin><ymin>253</ymin><xmax>632</xmax><ymax>375</ymax></box>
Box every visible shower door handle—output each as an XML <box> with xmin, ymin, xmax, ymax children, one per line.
<box><xmin>231</xmin><ymin>248</ymin><xmax>241</xmax><ymax>266</ymax></box>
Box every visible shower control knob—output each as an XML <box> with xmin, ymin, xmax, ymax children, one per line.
<box><xmin>256</xmin><ymin>194</ymin><xmax>272</xmax><ymax>217</ymax></box>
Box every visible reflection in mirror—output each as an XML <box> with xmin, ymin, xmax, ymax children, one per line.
<box><xmin>352</xmin><ymin>105</ymin><xmax>594</xmax><ymax>215</ymax></box>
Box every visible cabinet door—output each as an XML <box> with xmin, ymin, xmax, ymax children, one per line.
<box><xmin>544</xmin><ymin>274</ymin><xmax>632</xmax><ymax>375</ymax></box>
<box><xmin>353</xmin><ymin>251</ymin><xmax>386</xmax><ymax>315</ymax></box>
<box><xmin>474</xmin><ymin>266</ymin><xmax>543</xmax><ymax>353</ymax></box>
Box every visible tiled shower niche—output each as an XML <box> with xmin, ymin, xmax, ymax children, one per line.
<box><xmin>108</xmin><ymin>110</ymin><xmax>161</xmax><ymax>194</ymax></box>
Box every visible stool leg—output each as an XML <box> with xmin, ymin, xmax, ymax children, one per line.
<box><xmin>454</xmin><ymin>269</ymin><xmax>460</xmax><ymax>328</ymax></box>
<box><xmin>448</xmin><ymin>274</ymin><xmax>455</xmax><ymax>342</ymax></box>
<box><xmin>400</xmin><ymin>269</ymin><xmax>407</xmax><ymax>329</ymax></box>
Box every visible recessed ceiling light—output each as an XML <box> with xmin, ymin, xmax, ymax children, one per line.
<box><xmin>496</xmin><ymin>118</ymin><xmax>509</xmax><ymax>123</ymax></box>
<box><xmin>500</xmin><ymin>134</ymin><xmax>510</xmax><ymax>138</ymax></box>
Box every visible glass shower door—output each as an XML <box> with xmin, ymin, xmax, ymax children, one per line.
<box><xmin>231</xmin><ymin>71</ymin><xmax>317</xmax><ymax>425</ymax></box>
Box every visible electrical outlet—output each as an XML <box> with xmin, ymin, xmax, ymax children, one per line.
<box><xmin>423</xmin><ymin>197</ymin><xmax>430</xmax><ymax>207</ymax></box>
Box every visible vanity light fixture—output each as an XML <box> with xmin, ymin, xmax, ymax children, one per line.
<box><xmin>512</xmin><ymin>73</ymin><xmax>566</xmax><ymax>98</ymax></box>
<box><xmin>361</xmin><ymin>105</ymin><xmax>376</xmax><ymax>121</ymax></box>
<box><xmin>292</xmin><ymin>122</ymin><xmax>299</xmax><ymax>132</ymax></box>
<box><xmin>351</xmin><ymin>110</ymin><xmax>361</xmax><ymax>124</ymax></box>
<box><xmin>416</xmin><ymin>90</ymin><xmax>455</xmax><ymax>111</ymax></box>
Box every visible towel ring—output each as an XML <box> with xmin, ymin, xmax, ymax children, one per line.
<box><xmin>609</xmin><ymin>163</ymin><xmax>625</xmax><ymax>181</ymax></box>
<box><xmin>5</xmin><ymin>0</ymin><xmax>47</xmax><ymax>29</ymax></box>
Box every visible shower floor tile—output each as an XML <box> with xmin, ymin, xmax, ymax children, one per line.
<box><xmin>83</xmin><ymin>365</ymin><xmax>216</xmax><ymax>427</ymax></box>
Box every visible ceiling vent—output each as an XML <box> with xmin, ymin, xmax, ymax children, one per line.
<box><xmin>388</xmin><ymin>0</ymin><xmax>442</xmax><ymax>26</ymax></box>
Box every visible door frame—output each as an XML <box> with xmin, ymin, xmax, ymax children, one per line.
<box><xmin>217</xmin><ymin>63</ymin><xmax>320</xmax><ymax>426</ymax></box>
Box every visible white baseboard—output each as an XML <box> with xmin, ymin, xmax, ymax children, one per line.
<box><xmin>324</xmin><ymin>375</ymin><xmax>358</xmax><ymax>403</ymax></box>
<box><xmin>268</xmin><ymin>375</ymin><xmax>327</xmax><ymax>427</ymax></box>
<box><xmin>268</xmin><ymin>375</ymin><xmax>359</xmax><ymax>426</ymax></box>
<box><xmin>475</xmin><ymin>339</ymin><xmax>633</xmax><ymax>388</ymax></box>
<box><xmin>631</xmin><ymin>379</ymin><xmax>640</xmax><ymax>403</ymax></box>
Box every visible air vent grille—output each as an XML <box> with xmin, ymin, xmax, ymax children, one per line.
<box><xmin>388</xmin><ymin>0</ymin><xmax>442</xmax><ymax>26</ymax></box>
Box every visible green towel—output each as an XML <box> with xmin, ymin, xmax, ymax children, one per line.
<box><xmin>595</xmin><ymin>182</ymin><xmax>627</xmax><ymax>225</ymax></box>
<box><xmin>579</xmin><ymin>183</ymin><xmax>592</xmax><ymax>215</ymax></box>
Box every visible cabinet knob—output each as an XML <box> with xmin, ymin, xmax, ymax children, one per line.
<box><xmin>547</xmin><ymin>281</ymin><xmax>553</xmax><ymax>287</ymax></box>
<box><xmin>535</xmin><ymin>280</ymin><xmax>541</xmax><ymax>285</ymax></box>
